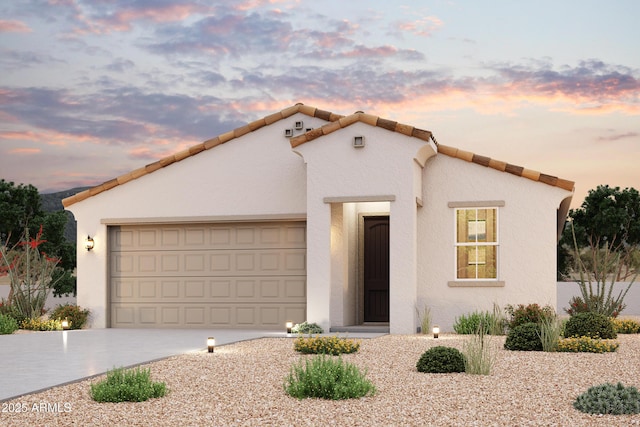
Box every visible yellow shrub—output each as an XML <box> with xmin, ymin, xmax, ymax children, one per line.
<box><xmin>557</xmin><ymin>336</ymin><xmax>619</xmax><ymax>353</ymax></box>
<box><xmin>293</xmin><ymin>336</ymin><xmax>360</xmax><ymax>355</ymax></box>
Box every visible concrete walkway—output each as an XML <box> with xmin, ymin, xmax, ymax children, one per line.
<box><xmin>0</xmin><ymin>328</ymin><xmax>385</xmax><ymax>401</ymax></box>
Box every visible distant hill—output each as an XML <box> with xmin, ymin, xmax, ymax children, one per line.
<box><xmin>40</xmin><ymin>187</ymin><xmax>90</xmax><ymax>242</ymax></box>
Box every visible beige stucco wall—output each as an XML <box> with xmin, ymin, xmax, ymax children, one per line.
<box><xmin>417</xmin><ymin>155</ymin><xmax>573</xmax><ymax>332</ymax></box>
<box><xmin>294</xmin><ymin>122</ymin><xmax>436</xmax><ymax>333</ymax></box>
<box><xmin>67</xmin><ymin>113</ymin><xmax>317</xmax><ymax>327</ymax></box>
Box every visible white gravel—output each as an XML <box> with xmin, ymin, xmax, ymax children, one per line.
<box><xmin>1</xmin><ymin>333</ymin><xmax>640</xmax><ymax>426</ymax></box>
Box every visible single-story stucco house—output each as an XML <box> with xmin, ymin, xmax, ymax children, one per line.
<box><xmin>62</xmin><ymin>103</ymin><xmax>574</xmax><ymax>334</ymax></box>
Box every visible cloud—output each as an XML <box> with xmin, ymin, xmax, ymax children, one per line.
<box><xmin>393</xmin><ymin>16</ymin><xmax>443</xmax><ymax>37</ymax></box>
<box><xmin>0</xmin><ymin>19</ymin><xmax>31</xmax><ymax>32</ymax></box>
<box><xmin>9</xmin><ymin>148</ymin><xmax>40</xmax><ymax>154</ymax></box>
<box><xmin>597</xmin><ymin>132</ymin><xmax>638</xmax><ymax>142</ymax></box>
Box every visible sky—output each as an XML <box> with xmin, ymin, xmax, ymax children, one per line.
<box><xmin>1</xmin><ymin>0</ymin><xmax>638</xmax><ymax>208</ymax></box>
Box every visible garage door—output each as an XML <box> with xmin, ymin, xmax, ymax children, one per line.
<box><xmin>109</xmin><ymin>222</ymin><xmax>306</xmax><ymax>329</ymax></box>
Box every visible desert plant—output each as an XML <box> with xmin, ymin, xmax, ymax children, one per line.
<box><xmin>504</xmin><ymin>303</ymin><xmax>555</xmax><ymax>329</ymax></box>
<box><xmin>538</xmin><ymin>316</ymin><xmax>563</xmax><ymax>352</ymax></box>
<box><xmin>49</xmin><ymin>303</ymin><xmax>90</xmax><ymax>330</ymax></box>
<box><xmin>564</xmin><ymin>312</ymin><xmax>617</xmax><ymax>339</ymax></box>
<box><xmin>0</xmin><ymin>226</ymin><xmax>63</xmax><ymax>321</ymax></box>
<box><xmin>504</xmin><ymin>322</ymin><xmax>542</xmax><ymax>351</ymax></box>
<box><xmin>453</xmin><ymin>311</ymin><xmax>493</xmax><ymax>335</ymax></box>
<box><xmin>557</xmin><ymin>336</ymin><xmax>619</xmax><ymax>353</ymax></box>
<box><xmin>21</xmin><ymin>317</ymin><xmax>62</xmax><ymax>331</ymax></box>
<box><xmin>0</xmin><ymin>313</ymin><xmax>19</xmax><ymax>334</ymax></box>
<box><xmin>573</xmin><ymin>382</ymin><xmax>640</xmax><ymax>415</ymax></box>
<box><xmin>416</xmin><ymin>346</ymin><xmax>465</xmax><ymax>373</ymax></box>
<box><xmin>488</xmin><ymin>302</ymin><xmax>507</xmax><ymax>335</ymax></box>
<box><xmin>90</xmin><ymin>366</ymin><xmax>167</xmax><ymax>403</ymax></box>
<box><xmin>612</xmin><ymin>318</ymin><xmax>640</xmax><ymax>334</ymax></box>
<box><xmin>284</xmin><ymin>355</ymin><xmax>375</xmax><ymax>400</ymax></box>
<box><xmin>416</xmin><ymin>303</ymin><xmax>431</xmax><ymax>334</ymax></box>
<box><xmin>462</xmin><ymin>326</ymin><xmax>496</xmax><ymax>375</ymax></box>
<box><xmin>291</xmin><ymin>321</ymin><xmax>324</xmax><ymax>335</ymax></box>
<box><xmin>293</xmin><ymin>336</ymin><xmax>360</xmax><ymax>355</ymax></box>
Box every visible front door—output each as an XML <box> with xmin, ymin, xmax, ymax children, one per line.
<box><xmin>363</xmin><ymin>216</ymin><xmax>389</xmax><ymax>322</ymax></box>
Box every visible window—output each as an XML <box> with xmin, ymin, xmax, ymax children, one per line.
<box><xmin>455</xmin><ymin>208</ymin><xmax>498</xmax><ymax>280</ymax></box>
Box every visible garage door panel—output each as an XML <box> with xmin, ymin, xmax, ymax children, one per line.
<box><xmin>111</xmin><ymin>277</ymin><xmax>305</xmax><ymax>303</ymax></box>
<box><xmin>111</xmin><ymin>249</ymin><xmax>306</xmax><ymax>277</ymax></box>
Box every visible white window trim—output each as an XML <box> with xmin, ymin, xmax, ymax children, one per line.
<box><xmin>452</xmin><ymin>205</ymin><xmax>500</xmax><ymax>283</ymax></box>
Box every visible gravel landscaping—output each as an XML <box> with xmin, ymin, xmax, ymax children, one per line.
<box><xmin>2</xmin><ymin>332</ymin><xmax>640</xmax><ymax>426</ymax></box>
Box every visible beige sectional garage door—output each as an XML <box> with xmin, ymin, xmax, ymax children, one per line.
<box><xmin>109</xmin><ymin>222</ymin><xmax>306</xmax><ymax>329</ymax></box>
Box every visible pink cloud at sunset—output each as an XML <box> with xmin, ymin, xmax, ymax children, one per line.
<box><xmin>0</xmin><ymin>20</ymin><xmax>31</xmax><ymax>33</ymax></box>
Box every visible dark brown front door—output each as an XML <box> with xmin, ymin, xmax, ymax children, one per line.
<box><xmin>363</xmin><ymin>216</ymin><xmax>389</xmax><ymax>322</ymax></box>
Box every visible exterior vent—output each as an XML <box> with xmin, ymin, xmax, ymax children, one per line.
<box><xmin>305</xmin><ymin>128</ymin><xmax>313</xmax><ymax>132</ymax></box>
<box><xmin>295</xmin><ymin>121</ymin><xmax>304</xmax><ymax>130</ymax></box>
<box><xmin>284</xmin><ymin>129</ymin><xmax>294</xmax><ymax>137</ymax></box>
<box><xmin>353</xmin><ymin>136</ymin><xmax>365</xmax><ymax>148</ymax></box>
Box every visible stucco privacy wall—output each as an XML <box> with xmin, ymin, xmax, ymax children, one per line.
<box><xmin>418</xmin><ymin>155</ymin><xmax>573</xmax><ymax>331</ymax></box>
<box><xmin>67</xmin><ymin>113</ymin><xmax>316</xmax><ymax>327</ymax></box>
<box><xmin>294</xmin><ymin>122</ymin><xmax>437</xmax><ymax>333</ymax></box>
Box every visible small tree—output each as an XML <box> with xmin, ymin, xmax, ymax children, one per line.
<box><xmin>561</xmin><ymin>185</ymin><xmax>639</xmax><ymax>317</ymax></box>
<box><xmin>0</xmin><ymin>226</ymin><xmax>62</xmax><ymax>320</ymax></box>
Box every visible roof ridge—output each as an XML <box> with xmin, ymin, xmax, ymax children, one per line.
<box><xmin>62</xmin><ymin>104</ymin><xmax>574</xmax><ymax>208</ymax></box>
<box><xmin>437</xmin><ymin>144</ymin><xmax>575</xmax><ymax>191</ymax></box>
<box><xmin>62</xmin><ymin>103</ymin><xmax>337</xmax><ymax>207</ymax></box>
<box><xmin>289</xmin><ymin>112</ymin><xmax>434</xmax><ymax>148</ymax></box>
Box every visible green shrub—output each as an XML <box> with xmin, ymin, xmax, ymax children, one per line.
<box><xmin>416</xmin><ymin>346</ymin><xmax>465</xmax><ymax>373</ymax></box>
<box><xmin>292</xmin><ymin>321</ymin><xmax>324</xmax><ymax>335</ymax></box>
<box><xmin>0</xmin><ymin>313</ymin><xmax>19</xmax><ymax>334</ymax></box>
<box><xmin>564</xmin><ymin>312</ymin><xmax>617</xmax><ymax>339</ymax></box>
<box><xmin>574</xmin><ymin>382</ymin><xmax>640</xmax><ymax>415</ymax></box>
<box><xmin>21</xmin><ymin>318</ymin><xmax>62</xmax><ymax>331</ymax></box>
<box><xmin>0</xmin><ymin>299</ymin><xmax>26</xmax><ymax>325</ymax></box>
<box><xmin>90</xmin><ymin>366</ymin><xmax>167</xmax><ymax>403</ymax></box>
<box><xmin>504</xmin><ymin>322</ymin><xmax>542</xmax><ymax>351</ymax></box>
<box><xmin>49</xmin><ymin>303</ymin><xmax>90</xmax><ymax>329</ymax></box>
<box><xmin>453</xmin><ymin>311</ymin><xmax>493</xmax><ymax>335</ymax></box>
<box><xmin>284</xmin><ymin>355</ymin><xmax>375</xmax><ymax>400</ymax></box>
<box><xmin>612</xmin><ymin>318</ymin><xmax>640</xmax><ymax>334</ymax></box>
<box><xmin>557</xmin><ymin>336</ymin><xmax>619</xmax><ymax>353</ymax></box>
<box><xmin>505</xmin><ymin>303</ymin><xmax>555</xmax><ymax>329</ymax></box>
<box><xmin>293</xmin><ymin>336</ymin><xmax>360</xmax><ymax>355</ymax></box>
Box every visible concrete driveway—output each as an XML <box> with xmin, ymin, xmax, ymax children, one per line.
<box><xmin>0</xmin><ymin>328</ymin><xmax>284</xmax><ymax>401</ymax></box>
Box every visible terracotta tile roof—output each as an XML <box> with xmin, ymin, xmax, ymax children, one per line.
<box><xmin>62</xmin><ymin>103</ymin><xmax>574</xmax><ymax>208</ymax></box>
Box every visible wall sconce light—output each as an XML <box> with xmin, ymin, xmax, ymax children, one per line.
<box><xmin>61</xmin><ymin>318</ymin><xmax>70</xmax><ymax>329</ymax></box>
<box><xmin>286</xmin><ymin>320</ymin><xmax>293</xmax><ymax>335</ymax></box>
<box><xmin>84</xmin><ymin>235</ymin><xmax>94</xmax><ymax>251</ymax></box>
<box><xmin>432</xmin><ymin>325</ymin><xmax>440</xmax><ymax>339</ymax></box>
<box><xmin>353</xmin><ymin>136</ymin><xmax>365</xmax><ymax>148</ymax></box>
<box><xmin>207</xmin><ymin>337</ymin><xmax>215</xmax><ymax>353</ymax></box>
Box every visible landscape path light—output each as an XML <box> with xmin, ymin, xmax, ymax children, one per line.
<box><xmin>432</xmin><ymin>325</ymin><xmax>440</xmax><ymax>339</ymax></box>
<box><xmin>207</xmin><ymin>337</ymin><xmax>215</xmax><ymax>353</ymax></box>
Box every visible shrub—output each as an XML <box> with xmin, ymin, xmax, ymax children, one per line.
<box><xmin>90</xmin><ymin>366</ymin><xmax>167</xmax><ymax>403</ymax></box>
<box><xmin>538</xmin><ymin>316</ymin><xmax>563</xmax><ymax>352</ymax></box>
<box><xmin>504</xmin><ymin>322</ymin><xmax>542</xmax><ymax>351</ymax></box>
<box><xmin>416</xmin><ymin>346</ymin><xmax>465</xmax><ymax>373</ymax></box>
<box><xmin>462</xmin><ymin>328</ymin><xmax>496</xmax><ymax>375</ymax></box>
<box><xmin>557</xmin><ymin>336</ymin><xmax>619</xmax><ymax>353</ymax></box>
<box><xmin>453</xmin><ymin>311</ymin><xmax>492</xmax><ymax>335</ymax></box>
<box><xmin>505</xmin><ymin>303</ymin><xmax>555</xmax><ymax>329</ymax></box>
<box><xmin>294</xmin><ymin>336</ymin><xmax>360</xmax><ymax>355</ymax></box>
<box><xmin>49</xmin><ymin>303</ymin><xmax>90</xmax><ymax>329</ymax></box>
<box><xmin>612</xmin><ymin>318</ymin><xmax>640</xmax><ymax>334</ymax></box>
<box><xmin>0</xmin><ymin>313</ymin><xmax>19</xmax><ymax>334</ymax></box>
<box><xmin>573</xmin><ymin>382</ymin><xmax>640</xmax><ymax>415</ymax></box>
<box><xmin>284</xmin><ymin>355</ymin><xmax>375</xmax><ymax>400</ymax></box>
<box><xmin>564</xmin><ymin>312</ymin><xmax>617</xmax><ymax>339</ymax></box>
<box><xmin>21</xmin><ymin>318</ymin><xmax>62</xmax><ymax>331</ymax></box>
<box><xmin>292</xmin><ymin>321</ymin><xmax>324</xmax><ymax>335</ymax></box>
